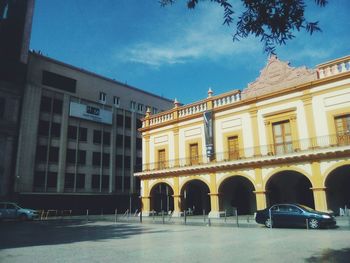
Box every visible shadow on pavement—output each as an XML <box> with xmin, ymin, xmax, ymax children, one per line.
<box><xmin>305</xmin><ymin>248</ymin><xmax>350</xmax><ymax>263</ymax></box>
<box><xmin>0</xmin><ymin>220</ymin><xmax>165</xmax><ymax>249</ymax></box>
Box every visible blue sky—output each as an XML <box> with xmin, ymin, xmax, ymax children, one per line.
<box><xmin>30</xmin><ymin>0</ymin><xmax>350</xmax><ymax>104</ymax></box>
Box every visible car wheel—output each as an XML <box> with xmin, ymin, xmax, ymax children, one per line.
<box><xmin>308</xmin><ymin>218</ymin><xmax>319</xmax><ymax>229</ymax></box>
<box><xmin>264</xmin><ymin>218</ymin><xmax>272</xmax><ymax>228</ymax></box>
<box><xmin>19</xmin><ymin>214</ymin><xmax>28</xmax><ymax>221</ymax></box>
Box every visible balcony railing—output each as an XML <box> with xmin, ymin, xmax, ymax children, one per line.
<box><xmin>317</xmin><ymin>55</ymin><xmax>350</xmax><ymax>79</ymax></box>
<box><xmin>135</xmin><ymin>133</ymin><xmax>350</xmax><ymax>173</ymax></box>
<box><xmin>142</xmin><ymin>90</ymin><xmax>241</xmax><ymax>128</ymax></box>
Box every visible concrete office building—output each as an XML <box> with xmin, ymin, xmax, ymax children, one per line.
<box><xmin>0</xmin><ymin>0</ymin><xmax>35</xmax><ymax>198</ymax></box>
<box><xmin>14</xmin><ymin>52</ymin><xmax>173</xmax><ymax>211</ymax></box>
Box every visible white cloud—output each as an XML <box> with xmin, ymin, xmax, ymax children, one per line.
<box><xmin>114</xmin><ymin>3</ymin><xmax>260</xmax><ymax>67</ymax></box>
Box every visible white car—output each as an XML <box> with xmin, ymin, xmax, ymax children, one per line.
<box><xmin>0</xmin><ymin>202</ymin><xmax>39</xmax><ymax>221</ymax></box>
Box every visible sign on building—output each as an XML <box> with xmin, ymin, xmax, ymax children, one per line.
<box><xmin>69</xmin><ymin>102</ymin><xmax>112</xmax><ymax>125</ymax></box>
<box><xmin>203</xmin><ymin>110</ymin><xmax>214</xmax><ymax>159</ymax></box>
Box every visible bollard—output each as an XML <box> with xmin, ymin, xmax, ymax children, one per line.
<box><xmin>203</xmin><ymin>209</ymin><xmax>206</xmax><ymax>223</ymax></box>
<box><xmin>115</xmin><ymin>209</ymin><xmax>118</xmax><ymax>223</ymax></box>
<box><xmin>224</xmin><ymin>210</ymin><xmax>227</xmax><ymax>223</ymax></box>
<box><xmin>269</xmin><ymin>209</ymin><xmax>272</xmax><ymax>229</ymax></box>
<box><xmin>140</xmin><ymin>209</ymin><xmax>142</xmax><ymax>223</ymax></box>
<box><xmin>153</xmin><ymin>211</ymin><xmax>155</xmax><ymax>221</ymax></box>
<box><xmin>208</xmin><ymin>218</ymin><xmax>211</xmax><ymax>227</ymax></box>
<box><xmin>306</xmin><ymin>218</ymin><xmax>309</xmax><ymax>230</ymax></box>
<box><xmin>162</xmin><ymin>210</ymin><xmax>165</xmax><ymax>224</ymax></box>
<box><xmin>86</xmin><ymin>209</ymin><xmax>89</xmax><ymax>222</ymax></box>
<box><xmin>184</xmin><ymin>210</ymin><xmax>187</xmax><ymax>225</ymax></box>
<box><xmin>247</xmin><ymin>216</ymin><xmax>250</xmax><ymax>223</ymax></box>
<box><xmin>236</xmin><ymin>209</ymin><xmax>239</xmax><ymax>227</ymax></box>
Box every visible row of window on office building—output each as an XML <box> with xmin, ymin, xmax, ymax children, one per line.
<box><xmin>33</xmin><ymin>171</ymin><xmax>140</xmax><ymax>192</ymax></box>
<box><xmin>99</xmin><ymin>92</ymin><xmax>158</xmax><ymax>114</ymax></box>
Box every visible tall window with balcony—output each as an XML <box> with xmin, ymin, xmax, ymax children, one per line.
<box><xmin>189</xmin><ymin>143</ymin><xmax>199</xmax><ymax>165</ymax></box>
<box><xmin>227</xmin><ymin>136</ymin><xmax>239</xmax><ymax>160</ymax></box>
<box><xmin>158</xmin><ymin>149</ymin><xmax>166</xmax><ymax>169</ymax></box>
<box><xmin>272</xmin><ymin>120</ymin><xmax>293</xmax><ymax>154</ymax></box>
<box><xmin>335</xmin><ymin>114</ymin><xmax>350</xmax><ymax>145</ymax></box>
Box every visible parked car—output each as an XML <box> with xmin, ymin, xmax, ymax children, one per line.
<box><xmin>255</xmin><ymin>204</ymin><xmax>336</xmax><ymax>229</ymax></box>
<box><xmin>0</xmin><ymin>202</ymin><xmax>39</xmax><ymax>221</ymax></box>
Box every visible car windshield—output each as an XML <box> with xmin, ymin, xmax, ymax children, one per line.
<box><xmin>298</xmin><ymin>204</ymin><xmax>315</xmax><ymax>212</ymax></box>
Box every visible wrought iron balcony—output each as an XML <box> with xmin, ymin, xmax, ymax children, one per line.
<box><xmin>134</xmin><ymin>133</ymin><xmax>350</xmax><ymax>174</ymax></box>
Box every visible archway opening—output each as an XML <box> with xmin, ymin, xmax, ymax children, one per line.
<box><xmin>219</xmin><ymin>176</ymin><xmax>256</xmax><ymax>215</ymax></box>
<box><xmin>150</xmin><ymin>183</ymin><xmax>174</xmax><ymax>213</ymax></box>
<box><xmin>181</xmin><ymin>180</ymin><xmax>210</xmax><ymax>215</ymax></box>
<box><xmin>326</xmin><ymin>165</ymin><xmax>350</xmax><ymax>214</ymax></box>
<box><xmin>266</xmin><ymin>170</ymin><xmax>314</xmax><ymax>208</ymax></box>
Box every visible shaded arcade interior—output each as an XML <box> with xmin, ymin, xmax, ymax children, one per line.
<box><xmin>326</xmin><ymin>165</ymin><xmax>350</xmax><ymax>214</ymax></box>
<box><xmin>150</xmin><ymin>183</ymin><xmax>174</xmax><ymax>213</ymax></box>
<box><xmin>219</xmin><ymin>176</ymin><xmax>256</xmax><ymax>215</ymax></box>
<box><xmin>181</xmin><ymin>180</ymin><xmax>210</xmax><ymax>215</ymax></box>
<box><xmin>266</xmin><ymin>170</ymin><xmax>315</xmax><ymax>208</ymax></box>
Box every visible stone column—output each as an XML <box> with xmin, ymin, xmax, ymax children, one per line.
<box><xmin>141</xmin><ymin>196</ymin><xmax>151</xmax><ymax>216</ymax></box>
<box><xmin>311</xmin><ymin>187</ymin><xmax>328</xmax><ymax>212</ymax></box>
<box><xmin>208</xmin><ymin>172</ymin><xmax>221</xmax><ymax>218</ymax></box>
<box><xmin>310</xmin><ymin>161</ymin><xmax>327</xmax><ymax>211</ymax></box>
<box><xmin>172</xmin><ymin>194</ymin><xmax>182</xmax><ymax>217</ymax></box>
<box><xmin>254</xmin><ymin>190</ymin><xmax>267</xmax><ymax>210</ymax></box>
<box><xmin>208</xmin><ymin>193</ymin><xmax>220</xmax><ymax>218</ymax></box>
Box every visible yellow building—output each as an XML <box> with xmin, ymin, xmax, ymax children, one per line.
<box><xmin>135</xmin><ymin>55</ymin><xmax>350</xmax><ymax>218</ymax></box>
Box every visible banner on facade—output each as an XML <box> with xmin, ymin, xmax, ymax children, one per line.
<box><xmin>203</xmin><ymin>110</ymin><xmax>214</xmax><ymax>159</ymax></box>
<box><xmin>69</xmin><ymin>102</ymin><xmax>112</xmax><ymax>125</ymax></box>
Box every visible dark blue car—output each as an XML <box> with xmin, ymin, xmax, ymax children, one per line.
<box><xmin>255</xmin><ymin>204</ymin><xmax>336</xmax><ymax>229</ymax></box>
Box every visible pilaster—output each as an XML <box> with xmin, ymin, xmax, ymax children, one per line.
<box><xmin>249</xmin><ymin>106</ymin><xmax>261</xmax><ymax>156</ymax></box>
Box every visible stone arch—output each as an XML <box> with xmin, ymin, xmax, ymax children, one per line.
<box><xmin>217</xmin><ymin>173</ymin><xmax>256</xmax><ymax>192</ymax></box>
<box><xmin>149</xmin><ymin>182</ymin><xmax>174</xmax><ymax>213</ymax></box>
<box><xmin>148</xmin><ymin>179</ymin><xmax>174</xmax><ymax>196</ymax></box>
<box><xmin>265</xmin><ymin>167</ymin><xmax>315</xmax><ymax>208</ymax></box>
<box><xmin>324</xmin><ymin>162</ymin><xmax>350</xmax><ymax>215</ymax></box>
<box><xmin>263</xmin><ymin>166</ymin><xmax>313</xmax><ymax>190</ymax></box>
<box><xmin>180</xmin><ymin>178</ymin><xmax>211</xmax><ymax>215</ymax></box>
<box><xmin>218</xmin><ymin>175</ymin><xmax>257</xmax><ymax>215</ymax></box>
<box><xmin>323</xmin><ymin>160</ymin><xmax>350</xmax><ymax>187</ymax></box>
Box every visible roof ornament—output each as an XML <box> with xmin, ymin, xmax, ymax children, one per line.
<box><xmin>207</xmin><ymin>87</ymin><xmax>213</xmax><ymax>98</ymax></box>
<box><xmin>174</xmin><ymin>98</ymin><xmax>180</xmax><ymax>108</ymax></box>
<box><xmin>145</xmin><ymin>107</ymin><xmax>151</xmax><ymax>117</ymax></box>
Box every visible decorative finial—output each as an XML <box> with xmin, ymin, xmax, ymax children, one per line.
<box><xmin>174</xmin><ymin>98</ymin><xmax>180</xmax><ymax>108</ymax></box>
<box><xmin>208</xmin><ymin>87</ymin><xmax>213</xmax><ymax>98</ymax></box>
<box><xmin>145</xmin><ymin>107</ymin><xmax>151</xmax><ymax>117</ymax></box>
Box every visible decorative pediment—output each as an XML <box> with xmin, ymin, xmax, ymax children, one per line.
<box><xmin>242</xmin><ymin>55</ymin><xmax>317</xmax><ymax>99</ymax></box>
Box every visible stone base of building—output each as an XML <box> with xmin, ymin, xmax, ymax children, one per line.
<box><xmin>141</xmin><ymin>211</ymin><xmax>151</xmax><ymax>217</ymax></box>
<box><xmin>208</xmin><ymin>211</ymin><xmax>222</xmax><ymax>218</ymax></box>
<box><xmin>172</xmin><ymin>211</ymin><xmax>183</xmax><ymax>217</ymax></box>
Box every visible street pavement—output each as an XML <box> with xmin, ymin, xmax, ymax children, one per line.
<box><xmin>1</xmin><ymin>219</ymin><xmax>350</xmax><ymax>263</ymax></box>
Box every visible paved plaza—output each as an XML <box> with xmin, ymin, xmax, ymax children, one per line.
<box><xmin>1</xmin><ymin>219</ymin><xmax>350</xmax><ymax>263</ymax></box>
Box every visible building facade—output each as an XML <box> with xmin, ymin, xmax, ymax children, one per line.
<box><xmin>14</xmin><ymin>52</ymin><xmax>173</xmax><ymax>211</ymax></box>
<box><xmin>0</xmin><ymin>0</ymin><xmax>34</xmax><ymax>198</ymax></box>
<box><xmin>135</xmin><ymin>55</ymin><xmax>350</xmax><ymax>218</ymax></box>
